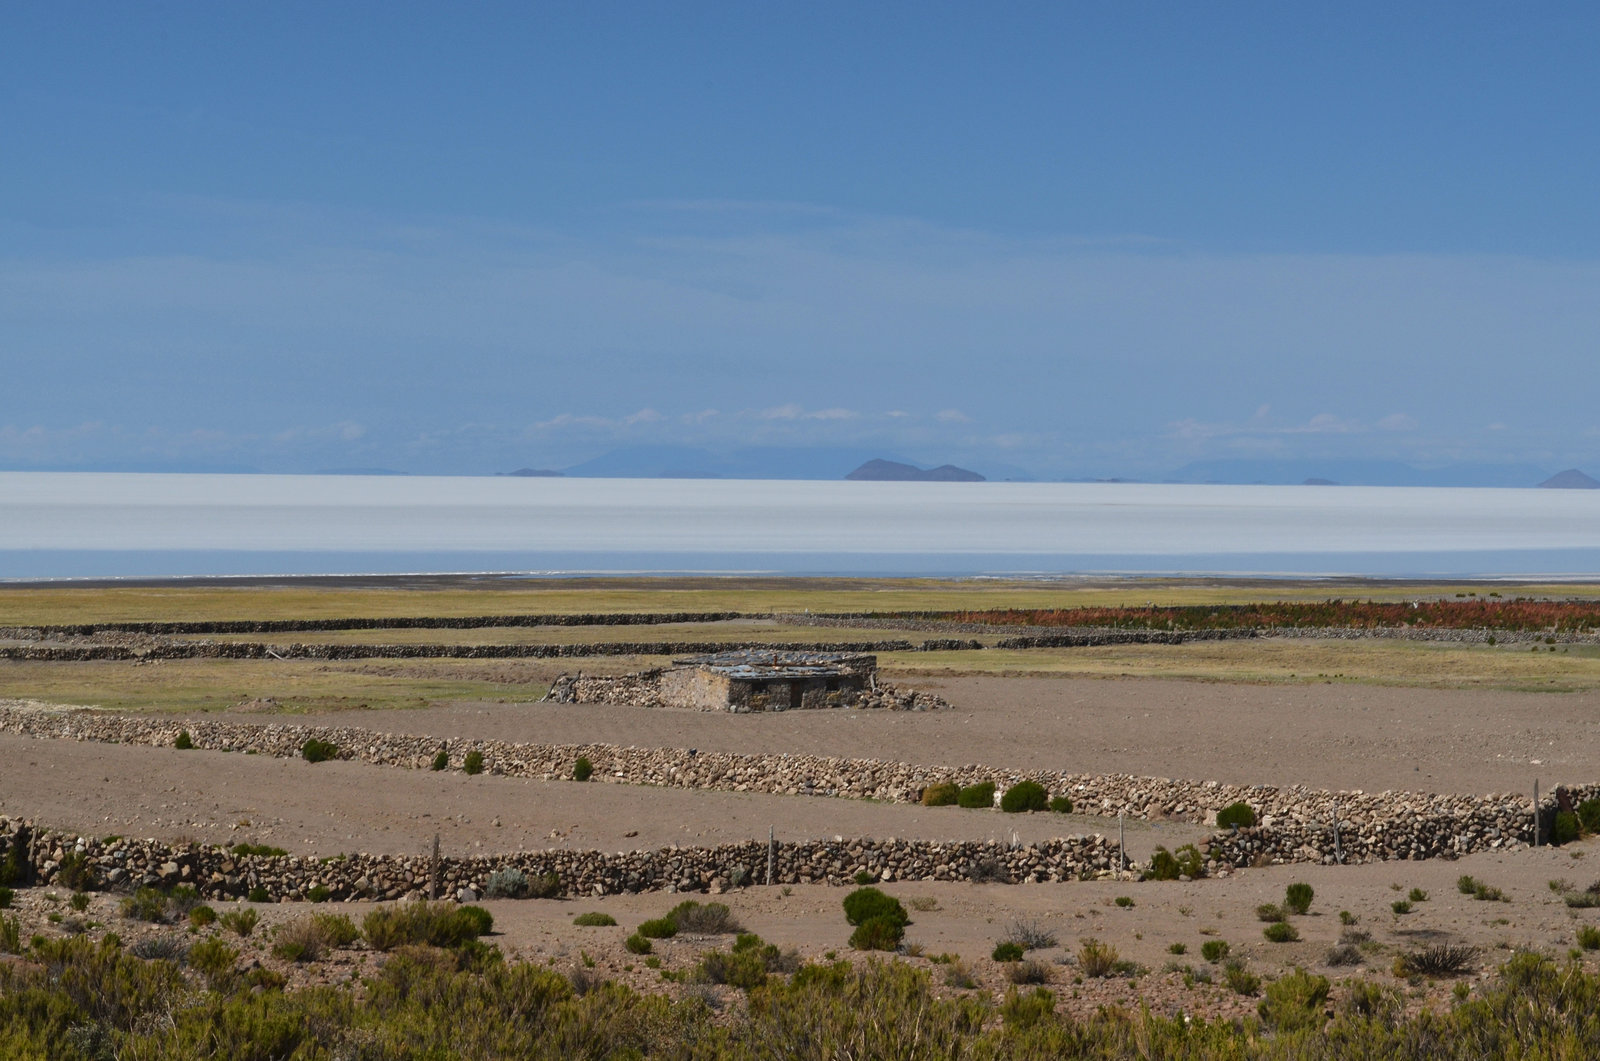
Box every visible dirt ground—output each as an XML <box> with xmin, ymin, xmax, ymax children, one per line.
<box><xmin>5</xmin><ymin>669</ymin><xmax>1600</xmax><ymax>1018</ymax></box>
<box><xmin>269</xmin><ymin>674</ymin><xmax>1600</xmax><ymax>796</ymax></box>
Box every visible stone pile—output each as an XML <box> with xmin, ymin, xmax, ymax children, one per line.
<box><xmin>546</xmin><ymin>672</ymin><xmax>951</xmax><ymax>711</ymax></box>
<box><xmin>0</xmin><ymin>817</ymin><xmax>1121</xmax><ymax>900</ymax></box>
<box><xmin>1</xmin><ymin>705</ymin><xmax>1588</xmax><ymax>870</ymax></box>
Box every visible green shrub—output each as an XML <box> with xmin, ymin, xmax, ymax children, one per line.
<box><xmin>921</xmin><ymin>782</ymin><xmax>960</xmax><ymax>806</ymax></box>
<box><xmin>1576</xmin><ymin>925</ymin><xmax>1600</xmax><ymax>951</ymax></box>
<box><xmin>174</xmin><ymin>730</ymin><xmax>194</xmax><ymax>750</ymax></box>
<box><xmin>1145</xmin><ymin>844</ymin><xmax>1204</xmax><ymax>881</ymax></box>
<box><xmin>1223</xmin><ymin>958</ymin><xmax>1261</xmax><ymax>996</ymax></box>
<box><xmin>0</xmin><ymin>842</ymin><xmax>26</xmax><ymax>886</ymax></box>
<box><xmin>999</xmin><ymin>780</ymin><xmax>1048</xmax><ymax>813</ymax></box>
<box><xmin>956</xmin><ymin>781</ymin><xmax>996</xmax><ymax>809</ymax></box>
<box><xmin>1217</xmin><ymin>802</ymin><xmax>1257</xmax><ymax>829</ymax></box>
<box><xmin>1395</xmin><ymin>944</ymin><xmax>1477</xmax><ymax>978</ymax></box>
<box><xmin>624</xmin><ymin>932</ymin><xmax>652</xmax><ymax>954</ymax></box>
<box><xmin>843</xmin><ymin>888</ymin><xmax>909</xmax><ymax>931</ymax></box>
<box><xmin>1408</xmin><ymin>887</ymin><xmax>1428</xmax><ymax>903</ymax></box>
<box><xmin>69</xmin><ymin>891</ymin><xmax>90</xmax><ymax>912</ymax></box>
<box><xmin>307</xmin><ymin>884</ymin><xmax>332</xmax><ymax>903</ymax></box>
<box><xmin>431</xmin><ymin>750</ymin><xmax>449</xmax><ymax>771</ymax></box>
<box><xmin>188</xmin><ymin>905</ymin><xmax>216</xmax><ymax>928</ymax></box>
<box><xmin>463</xmin><ymin>750</ymin><xmax>485</xmax><ymax>775</ymax></box>
<box><xmin>1554</xmin><ymin>811</ymin><xmax>1580</xmax><ymax>845</ymax></box>
<box><xmin>667</xmin><ymin>900</ymin><xmax>741</xmax><ymax>934</ymax></box>
<box><xmin>455</xmin><ymin>905</ymin><xmax>494</xmax><ymax>936</ymax></box>
<box><xmin>1285</xmin><ymin>882</ymin><xmax>1314</xmax><ymax>915</ymax></box>
<box><xmin>219</xmin><ymin>907</ymin><xmax>258</xmax><ymax>937</ymax></box>
<box><xmin>121</xmin><ymin>886</ymin><xmax>170</xmax><ymax>923</ymax></box>
<box><xmin>1578</xmin><ymin>798</ymin><xmax>1600</xmax><ymax>835</ymax></box>
<box><xmin>1392</xmin><ymin>900</ymin><xmax>1413</xmax><ymax>915</ymax></box>
<box><xmin>1048</xmin><ymin>795</ymin><xmax>1073</xmax><ymax>814</ymax></box>
<box><xmin>574</xmin><ymin>911</ymin><xmax>617</xmax><ymax>927</ymax></box>
<box><xmin>188</xmin><ymin>937</ymin><xmax>238</xmax><ymax>989</ymax></box>
<box><xmin>483</xmin><ymin>867</ymin><xmax>530</xmax><ymax>899</ymax></box>
<box><xmin>637</xmin><ymin>917</ymin><xmax>678</xmax><ymax>939</ymax></box>
<box><xmin>1457</xmin><ymin>874</ymin><xmax>1481</xmax><ymax>894</ymax></box>
<box><xmin>1077</xmin><ymin>938</ymin><xmax>1119</xmax><ymax>978</ymax></box>
<box><xmin>57</xmin><ymin>850</ymin><xmax>93</xmax><ymax>891</ymax></box>
<box><xmin>0</xmin><ymin>915</ymin><xmax>20</xmax><ymax>954</ymax></box>
<box><xmin>1256</xmin><ymin>903</ymin><xmax>1287</xmax><ymax>923</ymax></box>
<box><xmin>1113</xmin><ymin>896</ymin><xmax>1134</xmax><ymax>908</ymax></box>
<box><xmin>247</xmin><ymin>885</ymin><xmax>270</xmax><ymax>903</ymax></box>
<box><xmin>230</xmin><ymin>842</ymin><xmax>289</xmax><ymax>858</ymax></box>
<box><xmin>1263</xmin><ymin>921</ymin><xmax>1300</xmax><ymax>943</ymax></box>
<box><xmin>527</xmin><ymin>871</ymin><xmax>563</xmax><ymax>900</ymax></box>
<box><xmin>1258</xmin><ymin>968</ymin><xmax>1330</xmax><ymax>1033</ymax></box>
<box><xmin>573</xmin><ymin>756</ymin><xmax>593</xmax><ymax>782</ymax></box>
<box><xmin>1201</xmin><ymin>939</ymin><xmax>1230</xmax><ymax>963</ymax></box>
<box><xmin>849</xmin><ymin>915</ymin><xmax>904</xmax><ymax>951</ymax></box>
<box><xmin>853</xmin><ymin>870</ymin><xmax>875</xmax><ymax>885</ymax></box>
<box><xmin>301</xmin><ymin>738</ymin><xmax>339</xmax><ymax>763</ymax></box>
<box><xmin>1167</xmin><ymin>942</ymin><xmax>1187</xmax><ymax>955</ymax></box>
<box><xmin>992</xmin><ymin>941</ymin><xmax>1024</xmax><ymax>962</ymax></box>
<box><xmin>0</xmin><ymin>886</ymin><xmax>12</xmax><ymax>909</ymax></box>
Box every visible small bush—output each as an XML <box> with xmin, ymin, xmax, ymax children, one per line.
<box><xmin>1391</xmin><ymin>900</ymin><xmax>1413</xmax><ymax>915</ymax></box>
<box><xmin>849</xmin><ymin>915</ymin><xmax>904</xmax><ymax>951</ymax></box>
<box><xmin>69</xmin><ymin>892</ymin><xmax>90</xmax><ymax>913</ymax></box>
<box><xmin>1285</xmin><ymin>882</ymin><xmax>1314</xmax><ymax>915</ymax></box>
<box><xmin>483</xmin><ymin>867</ymin><xmax>529</xmax><ymax>899</ymax></box>
<box><xmin>527</xmin><ymin>872</ymin><xmax>563</xmax><ymax>900</ymax></box>
<box><xmin>1264</xmin><ymin>921</ymin><xmax>1300</xmax><ymax>943</ymax></box>
<box><xmin>1342</xmin><ymin>979</ymin><xmax>1399</xmax><ymax>1020</ymax></box>
<box><xmin>1217</xmin><ymin>802</ymin><xmax>1257</xmax><ymax>829</ymax></box>
<box><xmin>992</xmin><ymin>941</ymin><xmax>1024</xmax><ymax>962</ymax></box>
<box><xmin>624</xmin><ymin>933</ymin><xmax>651</xmax><ymax>954</ymax></box>
<box><xmin>1006</xmin><ymin>959</ymin><xmax>1052</xmax><ymax>985</ymax></box>
<box><xmin>1256</xmin><ymin>903</ymin><xmax>1287</xmax><ymax>923</ymax></box>
<box><xmin>272</xmin><ymin>919</ymin><xmax>329</xmax><ymax>963</ymax></box>
<box><xmin>1223</xmin><ymin>959</ymin><xmax>1261</xmax><ymax>996</ymax></box>
<box><xmin>0</xmin><ymin>887</ymin><xmax>12</xmax><ymax>909</ymax></box>
<box><xmin>843</xmin><ymin>888</ymin><xmax>909</xmax><ymax>930</ymax></box>
<box><xmin>431</xmin><ymin>750</ymin><xmax>449</xmax><ymax>771</ymax></box>
<box><xmin>1258</xmin><ymin>968</ymin><xmax>1330</xmax><ymax>1033</ymax></box>
<box><xmin>131</xmin><ymin>935</ymin><xmax>188</xmax><ymax>962</ymax></box>
<box><xmin>1395</xmin><ymin>944</ymin><xmax>1477</xmax><ymax>978</ymax></box>
<box><xmin>1201</xmin><ymin>939</ymin><xmax>1230</xmax><ymax>963</ymax></box>
<box><xmin>0</xmin><ymin>915</ymin><xmax>18</xmax><ymax>954</ymax></box>
<box><xmin>1146</xmin><ymin>844</ymin><xmax>1205</xmax><ymax>881</ymax></box>
<box><xmin>1048</xmin><ymin>795</ymin><xmax>1074</xmax><ymax>814</ymax></box>
<box><xmin>188</xmin><ymin>937</ymin><xmax>238</xmax><ymax>989</ymax></box>
<box><xmin>463</xmin><ymin>750</ymin><xmax>484</xmax><ymax>775</ymax></box>
<box><xmin>943</xmin><ymin>960</ymin><xmax>978</xmax><ymax>988</ymax></box>
<box><xmin>307</xmin><ymin>885</ymin><xmax>332</xmax><ymax>903</ymax></box>
<box><xmin>230</xmin><ymin>843</ymin><xmax>289</xmax><ymax>858</ymax></box>
<box><xmin>188</xmin><ymin>905</ymin><xmax>217</xmax><ymax>928</ymax></box>
<box><xmin>668</xmin><ymin>900</ymin><xmax>741</xmax><ymax>935</ymax></box>
<box><xmin>1113</xmin><ymin>896</ymin><xmax>1134</xmax><ymax>908</ymax></box>
<box><xmin>57</xmin><ymin>851</ymin><xmax>93</xmax><ymax>891</ymax></box>
<box><xmin>1576</xmin><ymin>925</ymin><xmax>1600</xmax><ymax>951</ymax></box>
<box><xmin>247</xmin><ymin>885</ymin><xmax>271</xmax><ymax>904</ymax></box>
<box><xmin>455</xmin><ymin>905</ymin><xmax>494</xmax><ymax>936</ymax></box>
<box><xmin>1554</xmin><ymin>811</ymin><xmax>1580</xmax><ymax>845</ymax></box>
<box><xmin>1326</xmin><ymin>944</ymin><xmax>1364</xmax><ymax>966</ymax></box>
<box><xmin>1168</xmin><ymin>942</ymin><xmax>1187</xmax><ymax>955</ymax></box>
<box><xmin>956</xmin><ymin>781</ymin><xmax>996</xmax><ymax>809</ymax></box>
<box><xmin>921</xmin><ymin>782</ymin><xmax>960</xmax><ymax>807</ymax></box>
<box><xmin>853</xmin><ymin>870</ymin><xmax>875</xmax><ymax>886</ymax></box>
<box><xmin>1004</xmin><ymin>918</ymin><xmax>1057</xmax><ymax>951</ymax></box>
<box><xmin>219</xmin><ymin>908</ymin><xmax>258</xmax><ymax>937</ymax></box>
<box><xmin>174</xmin><ymin>730</ymin><xmax>194</xmax><ymax>750</ymax></box>
<box><xmin>313</xmin><ymin>912</ymin><xmax>361</xmax><ymax>947</ymax></box>
<box><xmin>573</xmin><ymin>756</ymin><xmax>593</xmax><ymax>782</ymax></box>
<box><xmin>1457</xmin><ymin>874</ymin><xmax>1481</xmax><ymax>895</ymax></box>
<box><xmin>121</xmin><ymin>886</ymin><xmax>170</xmax><ymax>924</ymax></box>
<box><xmin>1340</xmin><ymin>910</ymin><xmax>1358</xmax><ymax>925</ymax></box>
<box><xmin>1578</xmin><ymin>798</ymin><xmax>1600</xmax><ymax>835</ymax></box>
<box><xmin>362</xmin><ymin>901</ymin><xmax>489</xmax><ymax>951</ymax></box>
<box><xmin>574</xmin><ymin>911</ymin><xmax>617</xmax><ymax>927</ymax></box>
<box><xmin>1408</xmin><ymin>887</ymin><xmax>1428</xmax><ymax>903</ymax></box>
<box><xmin>1077</xmin><ymin>938</ymin><xmax>1119</xmax><ymax>978</ymax></box>
<box><xmin>637</xmin><ymin>917</ymin><xmax>678</xmax><ymax>940</ymax></box>
<box><xmin>301</xmin><ymin>738</ymin><xmax>339</xmax><ymax>763</ymax></box>
<box><xmin>1000</xmin><ymin>780</ymin><xmax>1048</xmax><ymax>813</ymax></box>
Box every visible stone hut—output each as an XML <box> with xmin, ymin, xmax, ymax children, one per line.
<box><xmin>658</xmin><ymin>650</ymin><xmax>876</xmax><ymax>712</ymax></box>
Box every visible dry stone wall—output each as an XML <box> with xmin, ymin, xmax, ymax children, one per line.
<box><xmin>0</xmin><ymin>816</ymin><xmax>1120</xmax><ymax>900</ymax></box>
<box><xmin>1</xmin><ymin>705</ymin><xmax>1587</xmax><ymax>873</ymax></box>
<box><xmin>0</xmin><ymin>611</ymin><xmax>753</xmax><ymax>639</ymax></box>
<box><xmin>0</xmin><ymin>639</ymin><xmax>923</xmax><ymax>663</ymax></box>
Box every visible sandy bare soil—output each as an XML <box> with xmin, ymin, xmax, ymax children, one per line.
<box><xmin>0</xmin><ymin>732</ymin><xmax>1205</xmax><ymax>860</ymax></box>
<box><xmin>274</xmin><ymin>675</ymin><xmax>1600</xmax><ymax>796</ymax></box>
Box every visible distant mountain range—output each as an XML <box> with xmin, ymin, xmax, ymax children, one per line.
<box><xmin>549</xmin><ymin>445</ymin><xmax>975</xmax><ymax>481</ymax></box>
<box><xmin>845</xmin><ymin>459</ymin><xmax>985</xmax><ymax>482</ymax></box>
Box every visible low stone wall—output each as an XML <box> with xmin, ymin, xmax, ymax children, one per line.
<box><xmin>0</xmin><ymin>817</ymin><xmax>1121</xmax><ymax>900</ymax></box>
<box><xmin>2</xmin><ymin>705</ymin><xmax>1589</xmax><ymax>871</ymax></box>
<box><xmin>0</xmin><ymin>639</ymin><xmax>924</xmax><ymax>663</ymax></box>
<box><xmin>0</xmin><ymin>612</ymin><xmax>755</xmax><ymax>639</ymax></box>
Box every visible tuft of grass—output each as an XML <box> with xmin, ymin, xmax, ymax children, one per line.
<box><xmin>1391</xmin><ymin>900</ymin><xmax>1413</xmax><ymax>915</ymax></box>
<box><xmin>1223</xmin><ymin>959</ymin><xmax>1261</xmax><ymax>996</ymax></box>
<box><xmin>1077</xmin><ymin>938</ymin><xmax>1119</xmax><ymax>978</ymax></box>
<box><xmin>1408</xmin><ymin>887</ymin><xmax>1429</xmax><ymax>903</ymax></box>
<box><xmin>1395</xmin><ymin>944</ymin><xmax>1477</xmax><ymax>978</ymax></box>
<box><xmin>219</xmin><ymin>908</ymin><xmax>259</xmax><ymax>937</ymax></box>
<box><xmin>1576</xmin><ymin>925</ymin><xmax>1600</xmax><ymax>951</ymax></box>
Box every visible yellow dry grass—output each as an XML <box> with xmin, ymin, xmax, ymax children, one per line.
<box><xmin>883</xmin><ymin>637</ymin><xmax>1600</xmax><ymax>692</ymax></box>
<box><xmin>4</xmin><ymin>577</ymin><xmax>1596</xmax><ymax>626</ymax></box>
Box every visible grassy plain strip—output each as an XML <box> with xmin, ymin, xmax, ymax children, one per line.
<box><xmin>5</xmin><ymin>577</ymin><xmax>1596</xmax><ymax>625</ymax></box>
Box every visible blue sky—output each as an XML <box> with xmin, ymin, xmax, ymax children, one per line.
<box><xmin>3</xmin><ymin>2</ymin><xmax>1598</xmax><ymax>479</ymax></box>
